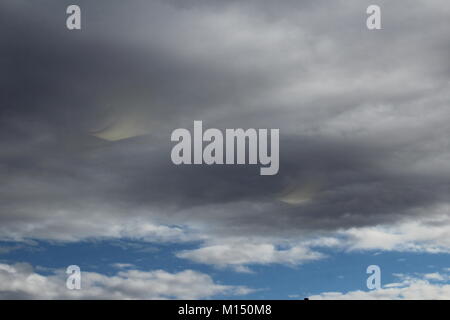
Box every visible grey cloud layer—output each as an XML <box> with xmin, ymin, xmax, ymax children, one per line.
<box><xmin>1</xmin><ymin>0</ymin><xmax>450</xmax><ymax>241</ymax></box>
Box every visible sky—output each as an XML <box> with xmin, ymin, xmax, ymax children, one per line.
<box><xmin>1</xmin><ymin>0</ymin><xmax>450</xmax><ymax>299</ymax></box>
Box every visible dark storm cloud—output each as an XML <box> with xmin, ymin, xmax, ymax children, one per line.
<box><xmin>0</xmin><ymin>0</ymin><xmax>449</xmax><ymax>240</ymax></box>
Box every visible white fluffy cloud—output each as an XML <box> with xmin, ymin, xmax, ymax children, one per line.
<box><xmin>338</xmin><ymin>213</ymin><xmax>450</xmax><ymax>254</ymax></box>
<box><xmin>176</xmin><ymin>240</ymin><xmax>325</xmax><ymax>272</ymax></box>
<box><xmin>0</xmin><ymin>263</ymin><xmax>253</xmax><ymax>299</ymax></box>
<box><xmin>176</xmin><ymin>214</ymin><xmax>450</xmax><ymax>270</ymax></box>
<box><xmin>309</xmin><ymin>271</ymin><xmax>450</xmax><ymax>300</ymax></box>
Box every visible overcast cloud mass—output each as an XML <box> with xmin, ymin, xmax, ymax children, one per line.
<box><xmin>1</xmin><ymin>0</ymin><xmax>450</xmax><ymax>299</ymax></box>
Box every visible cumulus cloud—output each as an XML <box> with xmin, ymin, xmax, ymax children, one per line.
<box><xmin>339</xmin><ymin>214</ymin><xmax>450</xmax><ymax>253</ymax></box>
<box><xmin>177</xmin><ymin>240</ymin><xmax>324</xmax><ymax>271</ymax></box>
<box><xmin>176</xmin><ymin>215</ymin><xmax>450</xmax><ymax>269</ymax></box>
<box><xmin>310</xmin><ymin>270</ymin><xmax>450</xmax><ymax>300</ymax></box>
<box><xmin>0</xmin><ymin>263</ymin><xmax>253</xmax><ymax>299</ymax></box>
